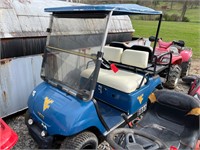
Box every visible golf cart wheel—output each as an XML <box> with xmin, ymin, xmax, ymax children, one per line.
<box><xmin>60</xmin><ymin>131</ymin><xmax>98</xmax><ymax>149</ymax></box>
<box><xmin>181</xmin><ymin>58</ymin><xmax>191</xmax><ymax>77</ymax></box>
<box><xmin>165</xmin><ymin>65</ymin><xmax>181</xmax><ymax>89</ymax></box>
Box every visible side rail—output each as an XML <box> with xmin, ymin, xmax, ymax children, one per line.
<box><xmin>153</xmin><ymin>51</ymin><xmax>173</xmax><ymax>80</ymax></box>
<box><xmin>138</xmin><ymin>72</ymin><xmax>150</xmax><ymax>89</ymax></box>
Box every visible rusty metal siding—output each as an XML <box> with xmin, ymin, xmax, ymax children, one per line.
<box><xmin>0</xmin><ymin>55</ymin><xmax>43</xmax><ymax>117</ymax></box>
<box><xmin>1</xmin><ymin>37</ymin><xmax>46</xmax><ymax>59</ymax></box>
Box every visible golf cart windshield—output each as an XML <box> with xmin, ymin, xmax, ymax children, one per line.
<box><xmin>41</xmin><ymin>15</ymin><xmax>109</xmax><ymax>100</ymax></box>
<box><xmin>42</xmin><ymin>4</ymin><xmax>162</xmax><ymax>101</ymax></box>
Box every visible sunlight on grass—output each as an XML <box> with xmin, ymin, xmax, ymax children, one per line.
<box><xmin>132</xmin><ymin>20</ymin><xmax>200</xmax><ymax>58</ymax></box>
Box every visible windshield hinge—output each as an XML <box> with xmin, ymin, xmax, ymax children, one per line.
<box><xmin>46</xmin><ymin>28</ymin><xmax>52</xmax><ymax>33</ymax></box>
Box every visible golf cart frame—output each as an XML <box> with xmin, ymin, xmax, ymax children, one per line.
<box><xmin>25</xmin><ymin>4</ymin><xmax>171</xmax><ymax>149</ymax></box>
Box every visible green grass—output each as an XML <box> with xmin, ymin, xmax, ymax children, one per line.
<box><xmin>132</xmin><ymin>20</ymin><xmax>200</xmax><ymax>58</ymax></box>
<box><xmin>184</xmin><ymin>8</ymin><xmax>200</xmax><ymax>23</ymax></box>
<box><xmin>152</xmin><ymin>2</ymin><xmax>200</xmax><ymax>23</ymax></box>
<box><xmin>163</xmin><ymin>8</ymin><xmax>200</xmax><ymax>23</ymax></box>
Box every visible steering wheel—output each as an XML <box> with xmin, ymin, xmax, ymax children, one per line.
<box><xmin>107</xmin><ymin>128</ymin><xmax>167</xmax><ymax>150</ymax></box>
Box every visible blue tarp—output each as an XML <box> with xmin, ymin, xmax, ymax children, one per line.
<box><xmin>45</xmin><ymin>4</ymin><xmax>162</xmax><ymax>15</ymax></box>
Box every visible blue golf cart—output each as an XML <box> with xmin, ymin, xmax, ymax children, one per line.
<box><xmin>25</xmin><ymin>4</ymin><xmax>170</xmax><ymax>149</ymax></box>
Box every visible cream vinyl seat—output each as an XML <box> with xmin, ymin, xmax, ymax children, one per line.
<box><xmin>81</xmin><ymin>68</ymin><xmax>146</xmax><ymax>93</ymax></box>
<box><xmin>81</xmin><ymin>46</ymin><xmax>149</xmax><ymax>93</ymax></box>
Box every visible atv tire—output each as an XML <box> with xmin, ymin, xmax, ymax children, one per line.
<box><xmin>60</xmin><ymin>131</ymin><xmax>98</xmax><ymax>149</ymax></box>
<box><xmin>181</xmin><ymin>58</ymin><xmax>191</xmax><ymax>77</ymax></box>
<box><xmin>164</xmin><ymin>65</ymin><xmax>181</xmax><ymax>89</ymax></box>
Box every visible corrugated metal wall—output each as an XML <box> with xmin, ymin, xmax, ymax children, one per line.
<box><xmin>0</xmin><ymin>56</ymin><xmax>43</xmax><ymax>117</ymax></box>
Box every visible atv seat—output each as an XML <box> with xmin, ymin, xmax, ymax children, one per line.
<box><xmin>158</xmin><ymin>39</ymin><xmax>172</xmax><ymax>48</ymax></box>
<box><xmin>134</xmin><ymin>90</ymin><xmax>199</xmax><ymax>149</ymax></box>
<box><xmin>81</xmin><ymin>46</ymin><xmax>149</xmax><ymax>93</ymax></box>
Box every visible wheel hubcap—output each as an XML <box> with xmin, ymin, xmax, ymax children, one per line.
<box><xmin>175</xmin><ymin>78</ymin><xmax>179</xmax><ymax>85</ymax></box>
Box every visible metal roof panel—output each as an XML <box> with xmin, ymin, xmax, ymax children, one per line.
<box><xmin>0</xmin><ymin>1</ymin><xmax>135</xmax><ymax>38</ymax></box>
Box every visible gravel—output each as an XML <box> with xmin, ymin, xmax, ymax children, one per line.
<box><xmin>5</xmin><ymin>112</ymin><xmax>38</xmax><ymax>149</ymax></box>
<box><xmin>4</xmin><ymin>59</ymin><xmax>199</xmax><ymax>149</ymax></box>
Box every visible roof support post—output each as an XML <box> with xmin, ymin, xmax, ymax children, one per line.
<box><xmin>152</xmin><ymin>14</ymin><xmax>162</xmax><ymax>62</ymax></box>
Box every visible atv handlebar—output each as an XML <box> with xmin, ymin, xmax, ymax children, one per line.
<box><xmin>149</xmin><ymin>36</ymin><xmax>185</xmax><ymax>47</ymax></box>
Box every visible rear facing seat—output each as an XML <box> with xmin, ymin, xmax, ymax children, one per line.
<box><xmin>110</xmin><ymin>41</ymin><xmax>153</xmax><ymax>62</ymax></box>
<box><xmin>121</xmin><ymin>49</ymin><xmax>149</xmax><ymax>68</ymax></box>
<box><xmin>81</xmin><ymin>46</ymin><xmax>149</xmax><ymax>93</ymax></box>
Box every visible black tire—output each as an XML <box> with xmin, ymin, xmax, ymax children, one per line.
<box><xmin>60</xmin><ymin>131</ymin><xmax>98</xmax><ymax>149</ymax></box>
<box><xmin>164</xmin><ymin>65</ymin><xmax>181</xmax><ymax>89</ymax></box>
<box><xmin>181</xmin><ymin>58</ymin><xmax>191</xmax><ymax>77</ymax></box>
<box><xmin>182</xmin><ymin>75</ymin><xmax>196</xmax><ymax>84</ymax></box>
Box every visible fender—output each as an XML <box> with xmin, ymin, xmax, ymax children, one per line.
<box><xmin>180</xmin><ymin>50</ymin><xmax>192</xmax><ymax>62</ymax></box>
<box><xmin>171</xmin><ymin>55</ymin><xmax>182</xmax><ymax>65</ymax></box>
<box><xmin>150</xmin><ymin>75</ymin><xmax>162</xmax><ymax>90</ymax></box>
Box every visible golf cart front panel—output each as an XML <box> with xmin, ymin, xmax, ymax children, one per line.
<box><xmin>27</xmin><ymin>82</ymin><xmax>106</xmax><ymax>136</ymax></box>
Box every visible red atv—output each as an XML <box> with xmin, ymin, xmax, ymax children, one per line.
<box><xmin>149</xmin><ymin>36</ymin><xmax>192</xmax><ymax>88</ymax></box>
<box><xmin>0</xmin><ymin>118</ymin><xmax>18</xmax><ymax>150</ymax></box>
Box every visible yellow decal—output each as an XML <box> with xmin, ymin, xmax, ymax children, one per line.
<box><xmin>187</xmin><ymin>108</ymin><xmax>200</xmax><ymax>116</ymax></box>
<box><xmin>148</xmin><ymin>93</ymin><xmax>157</xmax><ymax>103</ymax></box>
<box><xmin>137</xmin><ymin>94</ymin><xmax>144</xmax><ymax>104</ymax></box>
<box><xmin>43</xmin><ymin>97</ymin><xmax>54</xmax><ymax>111</ymax></box>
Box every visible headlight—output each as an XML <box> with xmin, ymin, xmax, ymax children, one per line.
<box><xmin>28</xmin><ymin>118</ymin><xmax>34</xmax><ymax>125</ymax></box>
<box><xmin>161</xmin><ymin>58</ymin><xmax>169</xmax><ymax>63</ymax></box>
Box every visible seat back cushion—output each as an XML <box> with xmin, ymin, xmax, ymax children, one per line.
<box><xmin>121</xmin><ymin>49</ymin><xmax>149</xmax><ymax>68</ymax></box>
<box><xmin>103</xmin><ymin>46</ymin><xmax>123</xmax><ymax>63</ymax></box>
<box><xmin>155</xmin><ymin>90</ymin><xmax>200</xmax><ymax>113</ymax></box>
<box><xmin>130</xmin><ymin>45</ymin><xmax>153</xmax><ymax>61</ymax></box>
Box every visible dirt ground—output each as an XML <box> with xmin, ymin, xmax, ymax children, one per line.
<box><xmin>4</xmin><ymin>59</ymin><xmax>200</xmax><ymax>149</ymax></box>
<box><xmin>190</xmin><ymin>58</ymin><xmax>200</xmax><ymax>75</ymax></box>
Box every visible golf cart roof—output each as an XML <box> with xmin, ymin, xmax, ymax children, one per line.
<box><xmin>45</xmin><ymin>4</ymin><xmax>162</xmax><ymax>15</ymax></box>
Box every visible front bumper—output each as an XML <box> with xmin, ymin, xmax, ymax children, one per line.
<box><xmin>25</xmin><ymin>111</ymin><xmax>53</xmax><ymax>149</ymax></box>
